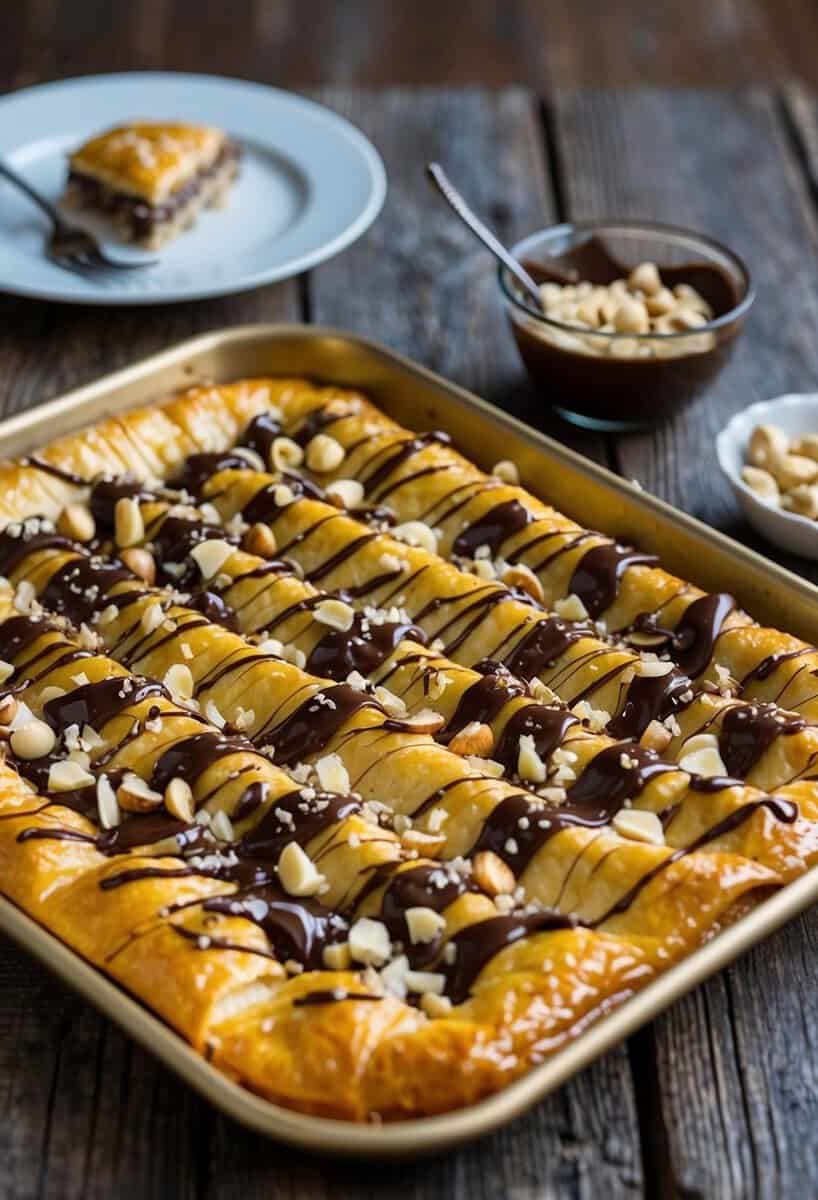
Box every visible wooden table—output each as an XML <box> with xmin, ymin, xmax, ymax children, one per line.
<box><xmin>3</xmin><ymin>77</ymin><xmax>818</xmax><ymax>1199</ymax></box>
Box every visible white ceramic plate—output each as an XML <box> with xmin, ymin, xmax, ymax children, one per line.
<box><xmin>0</xmin><ymin>72</ymin><xmax>386</xmax><ymax>305</ymax></box>
<box><xmin>716</xmin><ymin>393</ymin><xmax>818</xmax><ymax>560</ymax></box>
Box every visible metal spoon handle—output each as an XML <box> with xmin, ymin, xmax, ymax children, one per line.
<box><xmin>426</xmin><ymin>161</ymin><xmax>543</xmax><ymax>309</ymax></box>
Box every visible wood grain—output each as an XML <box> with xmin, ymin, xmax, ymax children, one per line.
<box><xmin>4</xmin><ymin>0</ymin><xmax>818</xmax><ymax>92</ymax></box>
<box><xmin>0</xmin><ymin>284</ymin><xmax>301</xmax><ymax>422</ymax></box>
<box><xmin>205</xmin><ymin>1044</ymin><xmax>643</xmax><ymax>1200</ymax></box>
<box><xmin>0</xmin><ymin>941</ymin><xmax>206</xmax><ymax>1200</ymax></box>
<box><xmin>552</xmin><ymin>86</ymin><xmax>818</xmax><ymax>1198</ymax></box>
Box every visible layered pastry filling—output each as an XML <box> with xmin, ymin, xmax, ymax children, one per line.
<box><xmin>63</xmin><ymin>122</ymin><xmax>240</xmax><ymax>246</ymax></box>
<box><xmin>65</xmin><ymin>141</ymin><xmax>240</xmax><ymax>243</ymax></box>
<box><xmin>1</xmin><ymin>377</ymin><xmax>817</xmax><ymax>1120</ymax></box>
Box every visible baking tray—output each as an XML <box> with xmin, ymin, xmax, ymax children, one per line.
<box><xmin>2</xmin><ymin>322</ymin><xmax>818</xmax><ymax>1157</ymax></box>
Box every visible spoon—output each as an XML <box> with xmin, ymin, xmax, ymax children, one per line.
<box><xmin>425</xmin><ymin>162</ymin><xmax>577</xmax><ymax>307</ymax></box>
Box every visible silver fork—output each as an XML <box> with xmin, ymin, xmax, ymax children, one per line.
<box><xmin>0</xmin><ymin>158</ymin><xmax>157</xmax><ymax>275</ymax></box>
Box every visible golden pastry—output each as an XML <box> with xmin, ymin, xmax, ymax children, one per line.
<box><xmin>0</xmin><ymin>375</ymin><xmax>815</xmax><ymax>1120</ymax></box>
<box><xmin>248</xmin><ymin>381</ymin><xmax>818</xmax><ymax>723</ymax></box>
<box><xmin>63</xmin><ymin>122</ymin><xmax>240</xmax><ymax>248</ymax></box>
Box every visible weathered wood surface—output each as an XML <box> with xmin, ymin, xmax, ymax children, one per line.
<box><xmin>4</xmin><ymin>0</ymin><xmax>818</xmax><ymax>93</ymax></box>
<box><xmin>1</xmin><ymin>71</ymin><xmax>818</xmax><ymax>1196</ymax></box>
<box><xmin>552</xmin><ymin>86</ymin><xmax>818</xmax><ymax>1198</ymax></box>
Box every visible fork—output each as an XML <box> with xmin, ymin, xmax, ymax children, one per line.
<box><xmin>0</xmin><ymin>158</ymin><xmax>157</xmax><ymax>275</ymax></box>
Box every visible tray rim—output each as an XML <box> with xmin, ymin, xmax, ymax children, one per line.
<box><xmin>2</xmin><ymin>321</ymin><xmax>817</xmax><ymax>1156</ymax></box>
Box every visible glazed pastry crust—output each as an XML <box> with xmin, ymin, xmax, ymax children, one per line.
<box><xmin>68</xmin><ymin>122</ymin><xmax>227</xmax><ymax>203</ymax></box>
<box><xmin>0</xmin><ymin>376</ymin><xmax>816</xmax><ymax>1121</ymax></box>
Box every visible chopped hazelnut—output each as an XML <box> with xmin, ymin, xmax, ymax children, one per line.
<box><xmin>57</xmin><ymin>503</ymin><xmax>95</xmax><ymax>544</ymax></box>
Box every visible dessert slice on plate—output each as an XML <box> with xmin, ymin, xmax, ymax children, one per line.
<box><xmin>63</xmin><ymin>121</ymin><xmax>240</xmax><ymax>248</ymax></box>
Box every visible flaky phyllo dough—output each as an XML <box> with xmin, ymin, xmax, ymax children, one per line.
<box><xmin>0</xmin><ymin>377</ymin><xmax>816</xmax><ymax>1121</ymax></box>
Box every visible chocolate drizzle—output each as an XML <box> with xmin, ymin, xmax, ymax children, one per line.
<box><xmin>607</xmin><ymin>669</ymin><xmax>691</xmax><ymax>740</ymax></box>
<box><xmin>0</xmin><ymin>614</ymin><xmax>56</xmax><ymax>668</ymax></box>
<box><xmin>305</xmin><ymin>614</ymin><xmax>424</xmax><ymax>681</ymax></box>
<box><xmin>503</xmin><ymin>619</ymin><xmax>593</xmax><ymax>681</ymax></box>
<box><xmin>443</xmin><ymin>667</ymin><xmax>528</xmax><ymax>738</ymax></box>
<box><xmin>242</xmin><ymin>480</ymin><xmax>313</xmax><ymax>525</ymax></box>
<box><xmin>239</xmin><ymin>412</ymin><xmax>284</xmax><ymax>462</ymax></box>
<box><xmin>41</xmin><ymin>555</ymin><xmax>132</xmax><ymax>624</ymax></box>
<box><xmin>20</xmin><ymin>456</ymin><xmax>85</xmax><ymax>486</ymax></box>
<box><xmin>0</xmin><ymin>526</ymin><xmax>74</xmax><ymax>576</ymax></box>
<box><xmin>493</xmin><ymin>705</ymin><xmax>577</xmax><ymax>772</ymax></box>
<box><xmin>452</xmin><ymin>500</ymin><xmax>532</xmax><ymax>560</ymax></box>
<box><xmin>718</xmin><ymin>703</ymin><xmax>806</xmax><ymax>778</ymax></box>
<box><xmin>151</xmin><ymin>731</ymin><xmax>254</xmax><ymax>793</ymax></box>
<box><xmin>569</xmin><ymin>543</ymin><xmax>659</xmax><ymax>619</ymax></box>
<box><xmin>88</xmin><ymin>478</ymin><xmax>151</xmax><ymax>528</ymax></box>
<box><xmin>168</xmin><ymin>452</ymin><xmax>253</xmax><ymax>496</ymax></box>
<box><xmin>740</xmin><ymin>648</ymin><xmax>810</xmax><ymax>688</ymax></box>
<box><xmin>672</xmin><ymin>593</ymin><xmax>735</xmax><ymax>679</ymax></box>
<box><xmin>361</xmin><ymin>432</ymin><xmax>451</xmax><ymax>499</ymax></box>
<box><xmin>566</xmin><ymin>743</ymin><xmax>675</xmax><ymax>821</ymax></box>
<box><xmin>294</xmin><ymin>990</ymin><xmax>381</xmax><ymax>1007</ymax></box>
<box><xmin>266</xmin><ymin>685</ymin><xmax>379</xmax><ymax>764</ymax></box>
<box><xmin>293</xmin><ymin>407</ymin><xmax>342</xmax><ymax>447</ymax></box>
<box><xmin>472</xmin><ymin>794</ymin><xmax>577</xmax><ymax>874</ymax></box>
<box><xmin>239</xmin><ymin>790</ymin><xmax>360</xmax><ymax>860</ymax></box>
<box><xmin>379</xmin><ymin>863</ymin><xmax>475</xmax><ymax>968</ymax></box>
<box><xmin>42</xmin><ymin>675</ymin><xmax>168</xmax><ymax>733</ymax></box>
<box><xmin>442</xmin><ymin>911</ymin><xmax>578</xmax><ymax>1004</ymax></box>
<box><xmin>203</xmin><ymin>883</ymin><xmax>347</xmax><ymax>970</ymax></box>
<box><xmin>185</xmin><ymin>590</ymin><xmax>239</xmax><ymax>632</ymax></box>
<box><xmin>152</xmin><ymin>516</ymin><xmax>237</xmax><ymax>581</ymax></box>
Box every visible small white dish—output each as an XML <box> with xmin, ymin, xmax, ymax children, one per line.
<box><xmin>716</xmin><ymin>393</ymin><xmax>818</xmax><ymax>560</ymax></box>
<box><xmin>0</xmin><ymin>72</ymin><xmax>386</xmax><ymax>305</ymax></box>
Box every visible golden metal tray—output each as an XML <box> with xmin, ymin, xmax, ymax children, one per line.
<box><xmin>2</xmin><ymin>323</ymin><xmax>817</xmax><ymax>1156</ymax></box>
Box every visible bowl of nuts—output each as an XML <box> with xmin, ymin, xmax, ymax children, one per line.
<box><xmin>499</xmin><ymin>219</ymin><xmax>754</xmax><ymax>432</ymax></box>
<box><xmin>717</xmin><ymin>394</ymin><xmax>818</xmax><ymax>559</ymax></box>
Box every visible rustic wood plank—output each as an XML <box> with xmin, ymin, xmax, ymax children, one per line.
<box><xmin>206</xmin><ymin>1042</ymin><xmax>643</xmax><ymax>1200</ymax></box>
<box><xmin>520</xmin><ymin>0</ymin><xmax>788</xmax><ymax>91</ymax></box>
<box><xmin>292</xmin><ymin>87</ymin><xmax>642</xmax><ymax>1198</ymax></box>
<box><xmin>4</xmin><ymin>0</ymin><xmax>818</xmax><ymax>93</ymax></box>
<box><xmin>0</xmin><ymin>68</ymin><xmax>815</xmax><ymax>1197</ymax></box>
<box><xmin>0</xmin><ymin>283</ymin><xmax>300</xmax><ymax>421</ymax></box>
<box><xmin>0</xmin><ymin>938</ymin><xmax>206</xmax><ymax>1200</ymax></box>
<box><xmin>644</xmin><ymin>913</ymin><xmax>818</xmax><ymax>1198</ymax></box>
<box><xmin>784</xmin><ymin>79</ymin><xmax>818</xmax><ymax>198</ymax></box>
<box><xmin>552</xmin><ymin>86</ymin><xmax>818</xmax><ymax>1197</ymax></box>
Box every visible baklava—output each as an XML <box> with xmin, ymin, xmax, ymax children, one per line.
<box><xmin>63</xmin><ymin>122</ymin><xmax>240</xmax><ymax>249</ymax></box>
<box><xmin>0</xmin><ymin>377</ymin><xmax>816</xmax><ymax>1121</ymax></box>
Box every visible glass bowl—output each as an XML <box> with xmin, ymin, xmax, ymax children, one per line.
<box><xmin>499</xmin><ymin>219</ymin><xmax>755</xmax><ymax>432</ymax></box>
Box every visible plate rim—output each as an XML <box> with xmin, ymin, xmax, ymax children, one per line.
<box><xmin>0</xmin><ymin>70</ymin><xmax>387</xmax><ymax>305</ymax></box>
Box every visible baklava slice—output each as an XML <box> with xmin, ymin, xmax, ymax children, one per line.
<box><xmin>63</xmin><ymin>121</ymin><xmax>240</xmax><ymax>249</ymax></box>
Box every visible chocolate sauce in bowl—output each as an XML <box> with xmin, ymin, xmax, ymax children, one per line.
<box><xmin>508</xmin><ymin>233</ymin><xmax>748</xmax><ymax>428</ymax></box>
